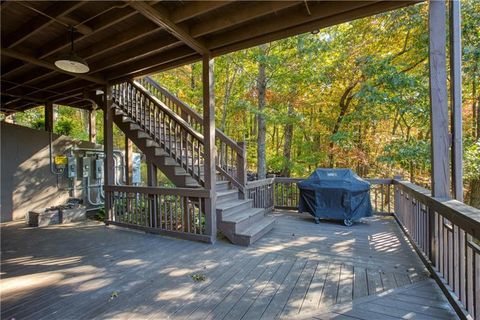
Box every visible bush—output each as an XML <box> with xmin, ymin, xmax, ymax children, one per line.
<box><xmin>55</xmin><ymin>119</ymin><xmax>74</xmax><ymax>136</ymax></box>
<box><xmin>95</xmin><ymin>206</ymin><xmax>105</xmax><ymax>221</ymax></box>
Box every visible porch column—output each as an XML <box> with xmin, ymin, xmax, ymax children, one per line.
<box><xmin>125</xmin><ymin>137</ymin><xmax>133</xmax><ymax>185</ymax></box>
<box><xmin>449</xmin><ymin>0</ymin><xmax>463</xmax><ymax>202</ymax></box>
<box><xmin>147</xmin><ymin>162</ymin><xmax>157</xmax><ymax>186</ymax></box>
<box><xmin>237</xmin><ymin>141</ymin><xmax>247</xmax><ymax>199</ymax></box>
<box><xmin>203</xmin><ymin>54</ymin><xmax>217</xmax><ymax>243</ymax></box>
<box><xmin>45</xmin><ymin>101</ymin><xmax>54</xmax><ymax>132</ymax></box>
<box><xmin>89</xmin><ymin>108</ymin><xmax>97</xmax><ymax>143</ymax></box>
<box><xmin>428</xmin><ymin>0</ymin><xmax>450</xmax><ymax>198</ymax></box>
<box><xmin>103</xmin><ymin>85</ymin><xmax>114</xmax><ymax>223</ymax></box>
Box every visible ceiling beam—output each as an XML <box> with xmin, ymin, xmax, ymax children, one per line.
<box><xmin>106</xmin><ymin>45</ymin><xmax>197</xmax><ymax>80</ymax></box>
<box><xmin>190</xmin><ymin>1</ymin><xmax>301</xmax><ymax>38</ymax></box>
<box><xmin>127</xmin><ymin>55</ymin><xmax>201</xmax><ymax>82</ymax></box>
<box><xmin>2</xmin><ymin>71</ymin><xmax>89</xmax><ymax>106</ymax></box>
<box><xmin>2</xmin><ymin>5</ymin><xmax>138</xmax><ymax>79</ymax></box>
<box><xmin>129</xmin><ymin>1</ymin><xmax>209</xmax><ymax>54</ymax></box>
<box><xmin>4</xmin><ymin>83</ymin><xmax>90</xmax><ymax>109</ymax></box>
<box><xmin>170</xmin><ymin>1</ymin><xmax>233</xmax><ymax>23</ymax></box>
<box><xmin>212</xmin><ymin>1</ymin><xmax>415</xmax><ymax>56</ymax></box>
<box><xmin>3</xmin><ymin>1</ymin><xmax>85</xmax><ymax>48</ymax></box>
<box><xmin>1</xmin><ymin>92</ymin><xmax>50</xmax><ymax>104</ymax></box>
<box><xmin>89</xmin><ymin>35</ymin><xmax>181</xmax><ymax>74</ymax></box>
<box><xmin>1</xmin><ymin>48</ymin><xmax>107</xmax><ymax>85</ymax></box>
<box><xmin>3</xmin><ymin>23</ymin><xmax>162</xmax><ymax>92</ymax></box>
<box><xmin>207</xmin><ymin>1</ymin><xmax>378</xmax><ymax>50</ymax></box>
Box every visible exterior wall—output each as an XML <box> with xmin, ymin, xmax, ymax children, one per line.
<box><xmin>0</xmin><ymin>122</ymin><xmax>101</xmax><ymax>222</ymax></box>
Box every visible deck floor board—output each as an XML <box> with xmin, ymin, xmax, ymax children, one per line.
<box><xmin>0</xmin><ymin>212</ymin><xmax>458</xmax><ymax>319</ymax></box>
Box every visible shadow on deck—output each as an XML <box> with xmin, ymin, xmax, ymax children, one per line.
<box><xmin>0</xmin><ymin>211</ymin><xmax>458</xmax><ymax>319</ymax></box>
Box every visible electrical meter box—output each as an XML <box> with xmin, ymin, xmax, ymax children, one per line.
<box><xmin>53</xmin><ymin>155</ymin><xmax>68</xmax><ymax>173</ymax></box>
<box><xmin>67</xmin><ymin>156</ymin><xmax>77</xmax><ymax>179</ymax></box>
<box><xmin>81</xmin><ymin>157</ymin><xmax>91</xmax><ymax>178</ymax></box>
<box><xmin>95</xmin><ymin>159</ymin><xmax>103</xmax><ymax>180</ymax></box>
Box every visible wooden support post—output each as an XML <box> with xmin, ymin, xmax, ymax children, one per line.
<box><xmin>147</xmin><ymin>161</ymin><xmax>157</xmax><ymax>228</ymax></box>
<box><xmin>429</xmin><ymin>0</ymin><xmax>450</xmax><ymax>199</ymax></box>
<box><xmin>147</xmin><ymin>161</ymin><xmax>157</xmax><ymax>186</ymax></box>
<box><xmin>237</xmin><ymin>141</ymin><xmax>247</xmax><ymax>199</ymax></box>
<box><xmin>44</xmin><ymin>101</ymin><xmax>54</xmax><ymax>132</ymax></box>
<box><xmin>89</xmin><ymin>108</ymin><xmax>97</xmax><ymax>143</ymax></box>
<box><xmin>203</xmin><ymin>54</ymin><xmax>217</xmax><ymax>243</ymax></box>
<box><xmin>125</xmin><ymin>137</ymin><xmax>133</xmax><ymax>185</ymax></box>
<box><xmin>449</xmin><ymin>0</ymin><xmax>463</xmax><ymax>202</ymax></box>
<box><xmin>103</xmin><ymin>85</ymin><xmax>114</xmax><ymax>223</ymax></box>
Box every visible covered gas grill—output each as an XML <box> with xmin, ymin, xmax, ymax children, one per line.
<box><xmin>298</xmin><ymin>169</ymin><xmax>372</xmax><ymax>226</ymax></box>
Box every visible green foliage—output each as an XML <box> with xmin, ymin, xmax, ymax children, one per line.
<box><xmin>31</xmin><ymin>118</ymin><xmax>45</xmax><ymax>130</ymax></box>
<box><xmin>55</xmin><ymin>119</ymin><xmax>74</xmax><ymax>136</ymax></box>
<box><xmin>95</xmin><ymin>207</ymin><xmax>105</xmax><ymax>221</ymax></box>
<box><xmin>378</xmin><ymin>139</ymin><xmax>430</xmax><ymax>171</ymax></box>
<box><xmin>5</xmin><ymin>2</ymin><xmax>479</xmax><ymax>200</ymax></box>
<box><xmin>191</xmin><ymin>273</ymin><xmax>206</xmax><ymax>282</ymax></box>
<box><xmin>464</xmin><ymin>142</ymin><xmax>480</xmax><ymax>181</ymax></box>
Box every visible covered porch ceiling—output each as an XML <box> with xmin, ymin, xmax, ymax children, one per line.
<box><xmin>0</xmin><ymin>0</ymin><xmax>418</xmax><ymax>114</ymax></box>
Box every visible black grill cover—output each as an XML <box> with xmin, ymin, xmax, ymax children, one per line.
<box><xmin>298</xmin><ymin>169</ymin><xmax>372</xmax><ymax>222</ymax></box>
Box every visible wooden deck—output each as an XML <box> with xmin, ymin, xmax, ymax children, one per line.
<box><xmin>1</xmin><ymin>211</ymin><xmax>458</xmax><ymax>320</ymax></box>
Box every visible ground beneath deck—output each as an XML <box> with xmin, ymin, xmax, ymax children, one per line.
<box><xmin>1</xmin><ymin>211</ymin><xmax>457</xmax><ymax>320</ymax></box>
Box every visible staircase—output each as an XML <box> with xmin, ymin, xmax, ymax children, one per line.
<box><xmin>111</xmin><ymin>78</ymin><xmax>275</xmax><ymax>246</ymax></box>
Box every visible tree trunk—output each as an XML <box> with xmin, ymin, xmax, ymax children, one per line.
<box><xmin>220</xmin><ymin>64</ymin><xmax>237</xmax><ymax>132</ymax></box>
<box><xmin>328</xmin><ymin>83</ymin><xmax>356</xmax><ymax>167</ymax></box>
<box><xmin>190</xmin><ymin>63</ymin><xmax>196</xmax><ymax>90</ymax></box>
<box><xmin>473</xmin><ymin>62</ymin><xmax>479</xmax><ymax>140</ymax></box>
<box><xmin>257</xmin><ymin>44</ymin><xmax>268</xmax><ymax>179</ymax></box>
<box><xmin>281</xmin><ymin>101</ymin><xmax>294</xmax><ymax>177</ymax></box>
<box><xmin>469</xmin><ymin>178</ymin><xmax>480</xmax><ymax>209</ymax></box>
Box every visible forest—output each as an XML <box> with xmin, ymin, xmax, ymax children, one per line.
<box><xmin>7</xmin><ymin>1</ymin><xmax>480</xmax><ymax>207</ymax></box>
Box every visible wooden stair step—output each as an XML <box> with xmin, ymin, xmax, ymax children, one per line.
<box><xmin>222</xmin><ymin>207</ymin><xmax>264</xmax><ymax>223</ymax></box>
<box><xmin>216</xmin><ymin>189</ymin><xmax>239</xmax><ymax>203</ymax></box>
<box><xmin>216</xmin><ymin>199</ymin><xmax>253</xmax><ymax>215</ymax></box>
<box><xmin>234</xmin><ymin>216</ymin><xmax>276</xmax><ymax>246</ymax></box>
<box><xmin>216</xmin><ymin>180</ymin><xmax>231</xmax><ymax>191</ymax></box>
<box><xmin>222</xmin><ymin>208</ymin><xmax>266</xmax><ymax>234</ymax></box>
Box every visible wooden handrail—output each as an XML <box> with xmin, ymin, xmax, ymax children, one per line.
<box><xmin>141</xmin><ymin>77</ymin><xmax>203</xmax><ymax>124</ymax></box>
<box><xmin>105</xmin><ymin>184</ymin><xmax>212</xmax><ymax>243</ymax></box>
<box><xmin>246</xmin><ymin>177</ymin><xmax>275</xmax><ymax>189</ymax></box>
<box><xmin>130</xmin><ymin>80</ymin><xmax>205</xmax><ymax>143</ymax></box>
<box><xmin>137</xmin><ymin>76</ymin><xmax>246</xmax><ymax>190</ymax></box>
<box><xmin>112</xmin><ymin>81</ymin><xmax>206</xmax><ymax>185</ymax></box>
<box><xmin>393</xmin><ymin>179</ymin><xmax>480</xmax><ymax>319</ymax></box>
<box><xmin>105</xmin><ymin>185</ymin><xmax>209</xmax><ymax>197</ymax></box>
<box><xmin>394</xmin><ymin>179</ymin><xmax>480</xmax><ymax>238</ymax></box>
<box><xmin>141</xmin><ymin>76</ymin><xmax>244</xmax><ymax>155</ymax></box>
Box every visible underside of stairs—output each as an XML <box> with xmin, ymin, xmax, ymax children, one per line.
<box><xmin>113</xmin><ymin>108</ymin><xmax>201</xmax><ymax>188</ymax></box>
<box><xmin>112</xmin><ymin>78</ymin><xmax>275</xmax><ymax>246</ymax></box>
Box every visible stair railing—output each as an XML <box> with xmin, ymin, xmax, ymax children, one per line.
<box><xmin>137</xmin><ymin>76</ymin><xmax>247</xmax><ymax>192</ymax></box>
<box><xmin>112</xmin><ymin>81</ymin><xmax>205</xmax><ymax>186</ymax></box>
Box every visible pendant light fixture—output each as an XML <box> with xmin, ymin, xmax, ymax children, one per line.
<box><xmin>54</xmin><ymin>26</ymin><xmax>89</xmax><ymax>74</ymax></box>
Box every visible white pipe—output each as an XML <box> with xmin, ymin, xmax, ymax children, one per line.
<box><xmin>86</xmin><ymin>175</ymin><xmax>104</xmax><ymax>206</ymax></box>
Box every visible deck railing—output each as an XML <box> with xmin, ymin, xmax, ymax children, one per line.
<box><xmin>113</xmin><ymin>81</ymin><xmax>205</xmax><ymax>185</ymax></box>
<box><xmin>245</xmin><ymin>178</ymin><xmax>275</xmax><ymax>212</ymax></box>
<box><xmin>394</xmin><ymin>180</ymin><xmax>480</xmax><ymax>319</ymax></box>
<box><xmin>268</xmin><ymin>176</ymin><xmax>480</xmax><ymax>319</ymax></box>
<box><xmin>272</xmin><ymin>177</ymin><xmax>394</xmax><ymax>214</ymax></box>
<box><xmin>105</xmin><ymin>185</ymin><xmax>213</xmax><ymax>243</ymax></box>
<box><xmin>138</xmin><ymin>76</ymin><xmax>247</xmax><ymax>191</ymax></box>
